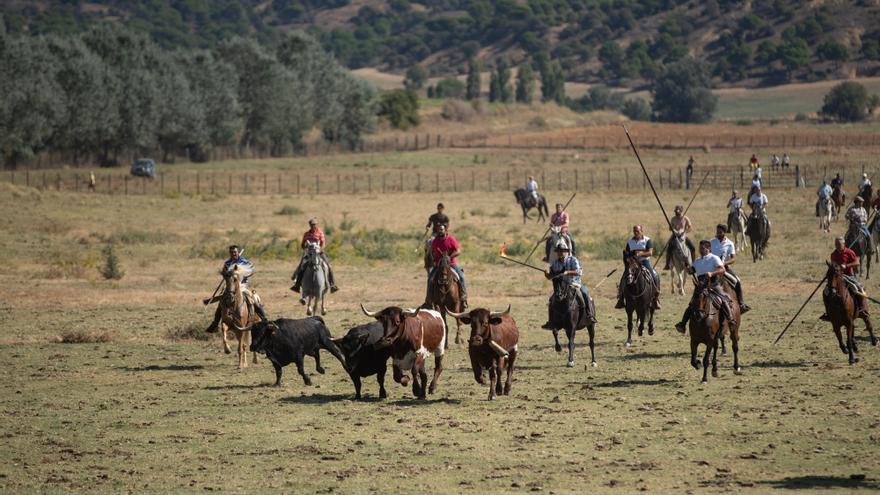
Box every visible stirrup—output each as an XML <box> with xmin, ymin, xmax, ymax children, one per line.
<box><xmin>541</xmin><ymin>321</ymin><xmax>556</xmax><ymax>330</ymax></box>
<box><xmin>614</xmin><ymin>299</ymin><xmax>625</xmax><ymax>309</ymax></box>
<box><xmin>739</xmin><ymin>303</ymin><xmax>750</xmax><ymax>314</ymax></box>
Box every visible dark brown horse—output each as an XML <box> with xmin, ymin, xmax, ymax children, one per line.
<box><xmin>427</xmin><ymin>253</ymin><xmax>463</xmax><ymax>348</ymax></box>
<box><xmin>623</xmin><ymin>259</ymin><xmax>656</xmax><ymax>346</ymax></box>
<box><xmin>548</xmin><ymin>283</ymin><xmax>596</xmax><ymax>368</ymax></box>
<box><xmin>845</xmin><ymin>224</ymin><xmax>873</xmax><ymax>279</ymax></box>
<box><xmin>688</xmin><ymin>278</ymin><xmax>741</xmax><ymax>384</ymax></box>
<box><xmin>514</xmin><ymin>188</ymin><xmax>549</xmax><ymax>224</ymax></box>
<box><xmin>859</xmin><ymin>183</ymin><xmax>873</xmax><ymax>206</ymax></box>
<box><xmin>831</xmin><ymin>185</ymin><xmax>846</xmax><ymax>221</ymax></box>
<box><xmin>822</xmin><ymin>262</ymin><xmax>877</xmax><ymax>365</ymax></box>
<box><xmin>747</xmin><ymin>208</ymin><xmax>770</xmax><ymax>262</ymax></box>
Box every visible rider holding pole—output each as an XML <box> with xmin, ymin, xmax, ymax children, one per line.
<box><xmin>204</xmin><ymin>245</ymin><xmax>268</xmax><ymax>333</ymax></box>
<box><xmin>615</xmin><ymin>225</ymin><xmax>661</xmax><ymax>310</ymax></box>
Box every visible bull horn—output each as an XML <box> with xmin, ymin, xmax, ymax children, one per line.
<box><xmin>403</xmin><ymin>308</ymin><xmax>420</xmax><ymax>317</ymax></box>
<box><xmin>447</xmin><ymin>309</ymin><xmax>469</xmax><ymax>318</ymax></box>
<box><xmin>488</xmin><ymin>340</ymin><xmax>510</xmax><ymax>358</ymax></box>
<box><xmin>360</xmin><ymin>303</ymin><xmax>379</xmax><ymax>317</ymax></box>
<box><xmin>330</xmin><ymin>336</ymin><xmax>344</xmax><ymax>345</ymax></box>
<box><xmin>489</xmin><ymin>304</ymin><xmax>512</xmax><ymax>318</ymax></box>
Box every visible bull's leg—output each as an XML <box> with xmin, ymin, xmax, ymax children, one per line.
<box><xmin>494</xmin><ymin>359</ymin><xmax>504</xmax><ymax>396</ymax></box>
<box><xmin>566</xmin><ymin>328</ymin><xmax>575</xmax><ymax>368</ymax></box>
<box><xmin>313</xmin><ymin>350</ymin><xmax>325</xmax><ymax>374</ymax></box>
<box><xmin>320</xmin><ymin>335</ymin><xmax>349</xmax><ymax>373</ymax></box>
<box><xmin>416</xmin><ymin>355</ymin><xmax>429</xmax><ymax>399</ymax></box>
<box><xmin>428</xmin><ymin>354</ymin><xmax>444</xmax><ymax>395</ymax></box>
<box><xmin>487</xmin><ymin>363</ymin><xmax>498</xmax><ymax>401</ymax></box>
<box><xmin>504</xmin><ymin>349</ymin><xmax>516</xmax><ymax>395</ymax></box>
<box><xmin>587</xmin><ymin>323</ymin><xmax>597</xmax><ymax>367</ymax></box>
<box><xmin>393</xmin><ymin>363</ymin><xmax>410</xmax><ymax>387</ymax></box>
<box><xmin>552</xmin><ymin>329</ymin><xmax>562</xmax><ymax>353</ymax></box>
<box><xmin>351</xmin><ymin>374</ymin><xmax>362</xmax><ymax>399</ymax></box>
<box><xmin>472</xmin><ymin>361</ymin><xmax>486</xmax><ymax>385</ymax></box>
<box><xmin>295</xmin><ymin>355</ymin><xmax>312</xmax><ymax>386</ymax></box>
<box><xmin>273</xmin><ymin>362</ymin><xmax>283</xmax><ymax>387</ymax></box>
<box><xmin>377</xmin><ymin>365</ymin><xmax>388</xmax><ymax>399</ymax></box>
<box><xmin>847</xmin><ymin>323</ymin><xmax>857</xmax><ymax>365</ymax></box>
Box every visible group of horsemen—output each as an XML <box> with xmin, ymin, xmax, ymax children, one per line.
<box><xmin>204</xmin><ymin>172</ymin><xmax>873</xmax><ymax>335</ymax></box>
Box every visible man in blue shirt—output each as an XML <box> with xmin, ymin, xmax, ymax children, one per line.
<box><xmin>204</xmin><ymin>245</ymin><xmax>268</xmax><ymax>333</ymax></box>
<box><xmin>615</xmin><ymin>225</ymin><xmax>661</xmax><ymax>310</ymax></box>
<box><xmin>541</xmin><ymin>240</ymin><xmax>594</xmax><ymax>329</ymax></box>
<box><xmin>816</xmin><ymin>180</ymin><xmax>833</xmax><ymax>217</ymax></box>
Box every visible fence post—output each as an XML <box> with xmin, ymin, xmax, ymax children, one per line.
<box><xmin>400</xmin><ymin>171</ymin><xmax>404</xmax><ymax>192</ymax></box>
<box><xmin>245</xmin><ymin>175</ymin><xmax>249</xmax><ymax>194</ymax></box>
<box><xmin>678</xmin><ymin>168</ymin><xmax>682</xmax><ymax>189</ymax></box>
<box><xmin>506</xmin><ymin>170</ymin><xmax>510</xmax><ymax>190</ymax></box>
<box><xmin>25</xmin><ymin>170</ymin><xmax>29</xmax><ymax>187</ymax></box>
<box><xmin>453</xmin><ymin>172</ymin><xmax>457</xmax><ymax>192</ymax></box>
<box><xmin>382</xmin><ymin>174</ymin><xmax>386</xmax><ymax>193</ymax></box>
<box><xmin>42</xmin><ymin>172</ymin><xmax>47</xmax><ymax>190</ymax></box>
<box><xmin>315</xmin><ymin>175</ymin><xmax>319</xmax><ymax>195</ymax></box>
<box><xmin>107</xmin><ymin>174</ymin><xmax>111</xmax><ymax>193</ymax></box>
<box><xmin>278</xmin><ymin>174</ymin><xmax>281</xmax><ymax>194</ymax></box>
<box><xmin>472</xmin><ymin>170</ymin><xmax>475</xmax><ymax>191</ymax></box>
<box><xmin>591</xmin><ymin>171</ymin><xmax>595</xmax><ymax>190</ymax></box>
<box><xmin>196</xmin><ymin>172</ymin><xmax>200</xmax><ymax>195</ymax></box>
<box><xmin>228</xmin><ymin>174</ymin><xmax>232</xmax><ymax>194</ymax></box>
<box><xmin>177</xmin><ymin>174</ymin><xmax>181</xmax><ymax>193</ymax></box>
<box><xmin>263</xmin><ymin>174</ymin><xmax>267</xmax><ymax>194</ymax></box>
<box><xmin>337</xmin><ymin>174</ymin><xmax>341</xmax><ymax>194</ymax></box>
<box><xmin>607</xmin><ymin>169</ymin><xmax>611</xmax><ymax>189</ymax></box>
<box><xmin>417</xmin><ymin>173</ymin><xmax>421</xmax><ymax>192</ymax></box>
<box><xmin>489</xmin><ymin>171</ymin><xmax>493</xmax><ymax>192</ymax></box>
<box><xmin>625</xmin><ymin>169</ymin><xmax>629</xmax><ymax>189</ymax></box>
<box><xmin>541</xmin><ymin>172</ymin><xmax>545</xmax><ymax>190</ymax></box>
<box><xmin>557</xmin><ymin>170</ymin><xmax>562</xmax><ymax>191</ymax></box>
<box><xmin>575</xmin><ymin>169</ymin><xmax>579</xmax><ymax>191</ymax></box>
<box><xmin>124</xmin><ymin>175</ymin><xmax>128</xmax><ymax>195</ymax></box>
<box><xmin>56</xmin><ymin>173</ymin><xmax>61</xmax><ymax>191</ymax></box>
<box><xmin>436</xmin><ymin>171</ymin><xmax>440</xmax><ymax>192</ymax></box>
<box><xmin>369</xmin><ymin>174</ymin><xmax>372</xmax><ymax>194</ymax></box>
<box><xmin>212</xmin><ymin>174</ymin><xmax>216</xmax><ymax>195</ymax></box>
<box><xmin>667</xmin><ymin>169</ymin><xmax>671</xmax><ymax>190</ymax></box>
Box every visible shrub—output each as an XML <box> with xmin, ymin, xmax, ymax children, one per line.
<box><xmin>794</xmin><ymin>112</ymin><xmax>809</xmax><ymax>121</ymax></box>
<box><xmin>166</xmin><ymin>321</ymin><xmax>212</xmax><ymax>341</ymax></box>
<box><xmin>651</xmin><ymin>57</ymin><xmax>717</xmax><ymax>123</ymax></box>
<box><xmin>820</xmin><ymin>81</ymin><xmax>872</xmax><ymax>122</ymax></box>
<box><xmin>433</xmin><ymin>77</ymin><xmax>465</xmax><ymax>99</ymax></box>
<box><xmin>378</xmin><ymin>89</ymin><xmax>420</xmax><ymax>130</ymax></box>
<box><xmin>58</xmin><ymin>330</ymin><xmax>114</xmax><ymax>343</ymax></box>
<box><xmin>277</xmin><ymin>205</ymin><xmax>302</xmax><ymax>215</ymax></box>
<box><xmin>621</xmin><ymin>98</ymin><xmax>651</xmax><ymax>121</ymax></box>
<box><xmin>100</xmin><ymin>245</ymin><xmax>124</xmax><ymax>280</ymax></box>
<box><xmin>441</xmin><ymin>100</ymin><xmax>476</xmax><ymax>122</ymax></box>
<box><xmin>528</xmin><ymin>116</ymin><xmax>548</xmax><ymax>129</ymax></box>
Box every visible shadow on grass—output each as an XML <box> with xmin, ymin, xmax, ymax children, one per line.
<box><xmin>614</xmin><ymin>351</ymin><xmax>689</xmax><ymax>361</ymax></box>
<box><xmin>757</xmin><ymin>475</ymin><xmax>879</xmax><ymax>490</ymax></box>
<box><xmin>593</xmin><ymin>378</ymin><xmax>671</xmax><ymax>388</ymax></box>
<box><xmin>205</xmin><ymin>383</ymin><xmax>273</xmax><ymax>390</ymax></box>
<box><xmin>749</xmin><ymin>360</ymin><xmax>809</xmax><ymax>369</ymax></box>
<box><xmin>279</xmin><ymin>393</ymin><xmax>352</xmax><ymax>404</ymax></box>
<box><xmin>123</xmin><ymin>364</ymin><xmax>205</xmax><ymax>372</ymax></box>
<box><xmin>388</xmin><ymin>397</ymin><xmax>462</xmax><ymax>407</ymax></box>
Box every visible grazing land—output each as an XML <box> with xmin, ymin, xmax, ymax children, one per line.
<box><xmin>2</xmin><ymin>146</ymin><xmax>879</xmax><ymax>493</ymax></box>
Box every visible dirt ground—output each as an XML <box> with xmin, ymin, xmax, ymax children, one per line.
<box><xmin>2</xmin><ymin>156</ymin><xmax>879</xmax><ymax>493</ymax></box>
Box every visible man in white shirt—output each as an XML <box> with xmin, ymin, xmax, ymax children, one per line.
<box><xmin>711</xmin><ymin>224</ymin><xmax>749</xmax><ymax>313</ymax></box>
<box><xmin>675</xmin><ymin>240</ymin><xmax>728</xmax><ymax>333</ymax></box>
<box><xmin>526</xmin><ymin>175</ymin><xmax>539</xmax><ymax>201</ymax></box>
<box><xmin>615</xmin><ymin>225</ymin><xmax>661</xmax><ymax>310</ymax></box>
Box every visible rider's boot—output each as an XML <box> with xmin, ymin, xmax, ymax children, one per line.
<box><xmin>735</xmin><ymin>282</ymin><xmax>750</xmax><ymax>313</ymax></box>
<box><xmin>460</xmin><ymin>285</ymin><xmax>468</xmax><ymax>309</ymax></box>
<box><xmin>255</xmin><ymin>304</ymin><xmax>268</xmax><ymax>322</ymax></box>
<box><xmin>541</xmin><ymin>306</ymin><xmax>556</xmax><ymax>330</ymax></box>
<box><xmin>652</xmin><ymin>291</ymin><xmax>661</xmax><ymax>310</ymax></box>
<box><xmin>206</xmin><ymin>306</ymin><xmax>221</xmax><ymax>333</ymax></box>
<box><xmin>327</xmin><ymin>266</ymin><xmax>340</xmax><ymax>293</ymax></box>
<box><xmin>614</xmin><ymin>274</ymin><xmax>626</xmax><ymax>309</ymax></box>
<box><xmin>675</xmin><ymin>307</ymin><xmax>693</xmax><ymax>334</ymax></box>
<box><xmin>858</xmin><ymin>296</ymin><xmax>870</xmax><ymax>319</ymax></box>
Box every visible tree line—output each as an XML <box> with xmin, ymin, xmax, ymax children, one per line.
<box><xmin>0</xmin><ymin>24</ymin><xmax>376</xmax><ymax>168</ymax></box>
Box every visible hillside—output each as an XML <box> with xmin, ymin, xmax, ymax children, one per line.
<box><xmin>3</xmin><ymin>0</ymin><xmax>880</xmax><ymax>89</ymax></box>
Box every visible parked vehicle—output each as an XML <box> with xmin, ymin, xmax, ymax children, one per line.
<box><xmin>131</xmin><ymin>158</ymin><xmax>156</xmax><ymax>178</ymax></box>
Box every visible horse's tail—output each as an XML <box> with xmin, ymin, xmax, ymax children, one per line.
<box><xmin>541</xmin><ymin>196</ymin><xmax>549</xmax><ymax>217</ymax></box>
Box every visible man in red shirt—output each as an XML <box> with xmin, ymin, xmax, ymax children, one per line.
<box><xmin>291</xmin><ymin>218</ymin><xmax>338</xmax><ymax>297</ymax></box>
<box><xmin>426</xmin><ymin>224</ymin><xmax>467</xmax><ymax>308</ymax></box>
<box><xmin>822</xmin><ymin>236</ymin><xmax>869</xmax><ymax>320</ymax></box>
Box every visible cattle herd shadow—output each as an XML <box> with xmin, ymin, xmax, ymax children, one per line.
<box><xmin>757</xmin><ymin>475</ymin><xmax>879</xmax><ymax>490</ymax></box>
<box><xmin>122</xmin><ymin>364</ymin><xmax>205</xmax><ymax>372</ymax></box>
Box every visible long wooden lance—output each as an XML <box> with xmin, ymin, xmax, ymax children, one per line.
<box><xmin>623</xmin><ymin>126</ymin><xmax>673</xmax><ymax>230</ymax></box>
<box><xmin>499</xmin><ymin>243</ymin><xmax>546</xmax><ymax>273</ymax></box>
<box><xmin>652</xmin><ymin>170</ymin><xmax>711</xmax><ymax>269</ymax></box>
<box><xmin>523</xmin><ymin>192</ymin><xmax>577</xmax><ymax>264</ymax></box>
<box><xmin>773</xmin><ymin>273</ymin><xmax>829</xmax><ymax>345</ymax></box>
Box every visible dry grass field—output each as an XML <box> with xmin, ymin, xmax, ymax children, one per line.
<box><xmin>2</xmin><ymin>146</ymin><xmax>880</xmax><ymax>493</ymax></box>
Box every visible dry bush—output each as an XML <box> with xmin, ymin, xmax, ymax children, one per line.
<box><xmin>58</xmin><ymin>330</ymin><xmax>114</xmax><ymax>344</ymax></box>
<box><xmin>441</xmin><ymin>100</ymin><xmax>476</xmax><ymax>122</ymax></box>
<box><xmin>166</xmin><ymin>321</ymin><xmax>212</xmax><ymax>341</ymax></box>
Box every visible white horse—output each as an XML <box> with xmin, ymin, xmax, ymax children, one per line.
<box><xmin>818</xmin><ymin>196</ymin><xmax>833</xmax><ymax>233</ymax></box>
<box><xmin>667</xmin><ymin>232</ymin><xmax>692</xmax><ymax>295</ymax></box>
<box><xmin>727</xmin><ymin>207</ymin><xmax>748</xmax><ymax>253</ymax></box>
<box><xmin>301</xmin><ymin>241</ymin><xmax>329</xmax><ymax>316</ymax></box>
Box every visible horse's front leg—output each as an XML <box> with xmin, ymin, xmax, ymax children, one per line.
<box><xmin>221</xmin><ymin>324</ymin><xmax>232</xmax><ymax>354</ymax></box>
<box><xmin>711</xmin><ymin>336</ymin><xmax>719</xmax><ymax>378</ymax></box>
<box><xmin>320</xmin><ymin>293</ymin><xmax>326</xmax><ymax>316</ymax></box>
<box><xmin>625</xmin><ymin>309</ymin><xmax>634</xmax><ymax>346</ymax></box>
<box><xmin>552</xmin><ymin>329</ymin><xmax>562</xmax><ymax>353</ymax></box>
<box><xmin>587</xmin><ymin>323</ymin><xmax>597</xmax><ymax>367</ymax></box>
<box><xmin>306</xmin><ymin>296</ymin><xmax>313</xmax><ymax>316</ymax></box>
<box><xmin>566</xmin><ymin>328</ymin><xmax>576</xmax><ymax>368</ymax></box>
<box><xmin>833</xmin><ymin>324</ymin><xmax>847</xmax><ymax>354</ymax></box>
<box><xmin>701</xmin><ymin>339</ymin><xmax>711</xmax><ymax>383</ymax></box>
<box><xmin>847</xmin><ymin>323</ymin><xmax>858</xmax><ymax>365</ymax></box>
<box><xmin>238</xmin><ymin>331</ymin><xmax>248</xmax><ymax>369</ymax></box>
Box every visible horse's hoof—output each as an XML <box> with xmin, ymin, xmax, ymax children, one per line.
<box><xmin>224</xmin><ymin>348</ymin><xmax>231</xmax><ymax>355</ymax></box>
<box><xmin>691</xmin><ymin>361</ymin><xmax>700</xmax><ymax>370</ymax></box>
<box><xmin>567</xmin><ymin>361</ymin><xmax>574</xmax><ymax>368</ymax></box>
<box><xmin>400</xmin><ymin>376</ymin><xmax>410</xmax><ymax>386</ymax></box>
<box><xmin>648</xmin><ymin>328</ymin><xmax>654</xmax><ymax>336</ymax></box>
<box><xmin>316</xmin><ymin>367</ymin><xmax>326</xmax><ymax>374</ymax></box>
<box><xmin>871</xmin><ymin>338</ymin><xmax>878</xmax><ymax>347</ymax></box>
<box><xmin>321</xmin><ymin>310</ymin><xmax>327</xmax><ymax>316</ymax></box>
<box><xmin>734</xmin><ymin>367</ymin><xmax>742</xmax><ymax>374</ymax></box>
<box><xmin>721</xmin><ymin>349</ymin><xmax>728</xmax><ymax>356</ymax></box>
<box><xmin>625</xmin><ymin>341</ymin><xmax>632</xmax><ymax>347</ymax></box>
<box><xmin>591</xmin><ymin>361</ymin><xmax>598</xmax><ymax>368</ymax></box>
<box><xmin>712</xmin><ymin>370</ymin><xmax>718</xmax><ymax>378</ymax></box>
<box><xmin>701</xmin><ymin>380</ymin><xmax>708</xmax><ymax>385</ymax></box>
<box><xmin>554</xmin><ymin>344</ymin><xmax>562</xmax><ymax>353</ymax></box>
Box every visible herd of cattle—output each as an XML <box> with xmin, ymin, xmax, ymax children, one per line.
<box><xmin>248</xmin><ymin>305</ymin><xmax>518</xmax><ymax>401</ymax></box>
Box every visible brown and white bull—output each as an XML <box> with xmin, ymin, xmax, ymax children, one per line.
<box><xmin>360</xmin><ymin>304</ymin><xmax>446</xmax><ymax>399</ymax></box>
<box><xmin>450</xmin><ymin>306</ymin><xmax>518</xmax><ymax>400</ymax></box>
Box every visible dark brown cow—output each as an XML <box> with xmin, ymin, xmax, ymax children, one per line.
<box><xmin>450</xmin><ymin>306</ymin><xmax>518</xmax><ymax>401</ymax></box>
<box><xmin>360</xmin><ymin>304</ymin><xmax>446</xmax><ymax>399</ymax></box>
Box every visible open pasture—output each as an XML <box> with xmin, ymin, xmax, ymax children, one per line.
<box><xmin>2</xmin><ymin>154</ymin><xmax>879</xmax><ymax>493</ymax></box>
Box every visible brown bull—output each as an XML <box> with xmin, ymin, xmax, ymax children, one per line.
<box><xmin>361</xmin><ymin>304</ymin><xmax>446</xmax><ymax>399</ymax></box>
<box><xmin>450</xmin><ymin>306</ymin><xmax>518</xmax><ymax>401</ymax></box>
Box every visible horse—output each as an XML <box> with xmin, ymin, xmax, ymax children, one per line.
<box><xmin>547</xmin><ymin>283</ymin><xmax>596</xmax><ymax>368</ymax></box>
<box><xmin>818</xmin><ymin>196</ymin><xmax>834</xmax><ymax>233</ymax></box>
<box><xmin>727</xmin><ymin>207</ymin><xmax>747</xmax><ymax>253</ymax></box>
<box><xmin>426</xmin><ymin>253</ymin><xmax>463</xmax><ymax>348</ymax></box>
<box><xmin>844</xmin><ymin>224</ymin><xmax>873</xmax><ymax>279</ymax></box>
<box><xmin>871</xmin><ymin>215</ymin><xmax>880</xmax><ymax>263</ymax></box>
<box><xmin>301</xmin><ymin>241</ymin><xmax>329</xmax><ymax>316</ymax></box>
<box><xmin>543</xmin><ymin>225</ymin><xmax>575</xmax><ymax>262</ymax></box>
<box><xmin>831</xmin><ymin>185</ymin><xmax>846</xmax><ymax>221</ymax></box>
<box><xmin>667</xmin><ymin>232</ymin><xmax>692</xmax><ymax>296</ymax></box>
<box><xmin>423</xmin><ymin>237</ymin><xmax>433</xmax><ymax>273</ymax></box>
<box><xmin>746</xmin><ymin>208</ymin><xmax>770</xmax><ymax>262</ymax></box>
<box><xmin>688</xmin><ymin>278</ymin><xmax>742</xmax><ymax>384</ymax></box>
<box><xmin>218</xmin><ymin>263</ymin><xmax>260</xmax><ymax>369</ymax></box>
<box><xmin>513</xmin><ymin>188</ymin><xmax>549</xmax><ymax>224</ymax></box>
<box><xmin>622</xmin><ymin>259</ymin><xmax>656</xmax><ymax>346</ymax></box>
<box><xmin>859</xmin><ymin>184</ymin><xmax>873</xmax><ymax>205</ymax></box>
<box><xmin>822</xmin><ymin>262</ymin><xmax>877</xmax><ymax>365</ymax></box>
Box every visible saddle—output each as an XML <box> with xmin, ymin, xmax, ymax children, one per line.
<box><xmin>691</xmin><ymin>283</ymin><xmax>732</xmax><ymax>321</ymax></box>
<box><xmin>242</xmin><ymin>288</ymin><xmax>262</xmax><ymax>324</ymax></box>
<box><xmin>553</xmin><ymin>284</ymin><xmax>594</xmax><ymax>329</ymax></box>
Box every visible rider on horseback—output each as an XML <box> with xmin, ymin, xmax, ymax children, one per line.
<box><xmin>204</xmin><ymin>245</ymin><xmax>268</xmax><ymax>333</ymax></box>
<box><xmin>821</xmin><ymin>236</ymin><xmax>871</xmax><ymax>321</ymax></box>
<box><xmin>664</xmin><ymin>205</ymin><xmax>695</xmax><ymax>270</ymax></box>
<box><xmin>846</xmin><ymin>196</ymin><xmax>873</xmax><ymax>249</ymax></box>
<box><xmin>859</xmin><ymin>173</ymin><xmax>871</xmax><ymax>197</ymax></box>
<box><xmin>816</xmin><ymin>180</ymin><xmax>832</xmax><ymax>217</ymax></box>
<box><xmin>541</xmin><ymin>239</ymin><xmax>594</xmax><ymax>329</ymax></box>
<box><xmin>425</xmin><ymin>224</ymin><xmax>467</xmax><ymax>308</ymax></box>
<box><xmin>291</xmin><ymin>219</ymin><xmax>339</xmax><ymax>301</ymax></box>
<box><xmin>831</xmin><ymin>173</ymin><xmax>843</xmax><ymax>189</ymax></box>
<box><xmin>544</xmin><ymin>203</ymin><xmax>577</xmax><ymax>261</ymax></box>
<box><xmin>712</xmin><ymin>224</ymin><xmax>750</xmax><ymax>313</ymax></box>
<box><xmin>424</xmin><ymin>202</ymin><xmax>449</xmax><ymax>239</ymax></box>
<box><xmin>615</xmin><ymin>225</ymin><xmax>661</xmax><ymax>310</ymax></box>
<box><xmin>675</xmin><ymin>240</ymin><xmax>731</xmax><ymax>333</ymax></box>
<box><xmin>526</xmin><ymin>175</ymin><xmax>539</xmax><ymax>202</ymax></box>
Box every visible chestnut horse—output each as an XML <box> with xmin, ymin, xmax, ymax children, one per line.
<box><xmin>218</xmin><ymin>263</ymin><xmax>260</xmax><ymax>369</ymax></box>
<box><xmin>831</xmin><ymin>185</ymin><xmax>846</xmax><ymax>221</ymax></box>
<box><xmin>427</xmin><ymin>253</ymin><xmax>463</xmax><ymax>348</ymax></box>
<box><xmin>688</xmin><ymin>278</ymin><xmax>741</xmax><ymax>384</ymax></box>
<box><xmin>822</xmin><ymin>262</ymin><xmax>877</xmax><ymax>365</ymax></box>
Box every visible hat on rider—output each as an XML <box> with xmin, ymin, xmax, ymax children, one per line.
<box><xmin>554</xmin><ymin>239</ymin><xmax>570</xmax><ymax>252</ymax></box>
<box><xmin>308</xmin><ymin>218</ymin><xmax>318</xmax><ymax>225</ymax></box>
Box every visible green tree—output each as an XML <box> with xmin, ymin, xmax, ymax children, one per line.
<box><xmin>515</xmin><ymin>61</ymin><xmax>535</xmax><ymax>103</ymax></box>
<box><xmin>466</xmin><ymin>57</ymin><xmax>481</xmax><ymax>100</ymax></box>
<box><xmin>651</xmin><ymin>57</ymin><xmax>717</xmax><ymax>123</ymax></box>
<box><xmin>178</xmin><ymin>50</ymin><xmax>241</xmax><ymax>158</ymax></box>
<box><xmin>404</xmin><ymin>64</ymin><xmax>427</xmax><ymax>91</ymax></box>
<box><xmin>540</xmin><ymin>60</ymin><xmax>565</xmax><ymax>104</ymax></box>
<box><xmin>489</xmin><ymin>70</ymin><xmax>500</xmax><ymax>102</ymax></box>
<box><xmin>378</xmin><ymin>89</ymin><xmax>420</xmax><ymax>130</ymax></box>
<box><xmin>621</xmin><ymin>98</ymin><xmax>651</xmax><ymax>121</ymax></box>
<box><xmin>497</xmin><ymin>58</ymin><xmax>512</xmax><ymax>103</ymax></box>
<box><xmin>599</xmin><ymin>41</ymin><xmax>626</xmax><ymax>79</ymax></box>
<box><xmin>820</xmin><ymin>81</ymin><xmax>871</xmax><ymax>122</ymax></box>
<box><xmin>778</xmin><ymin>37</ymin><xmax>810</xmax><ymax>78</ymax></box>
<box><xmin>863</xmin><ymin>40</ymin><xmax>880</xmax><ymax>61</ymax></box>
<box><xmin>817</xmin><ymin>40</ymin><xmax>849</xmax><ymax>64</ymax></box>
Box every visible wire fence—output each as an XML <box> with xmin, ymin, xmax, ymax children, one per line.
<box><xmin>7</xmin><ymin>162</ymin><xmax>877</xmax><ymax>196</ymax></box>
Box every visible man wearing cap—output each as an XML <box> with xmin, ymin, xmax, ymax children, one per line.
<box><xmin>291</xmin><ymin>218</ymin><xmax>339</xmax><ymax>300</ymax></box>
<box><xmin>426</xmin><ymin>224</ymin><xmax>467</xmax><ymax>308</ymax></box>
<box><xmin>541</xmin><ymin>239</ymin><xmax>594</xmax><ymax>330</ymax></box>
<box><xmin>664</xmin><ymin>205</ymin><xmax>695</xmax><ymax>270</ymax></box>
<box><xmin>615</xmin><ymin>225</ymin><xmax>661</xmax><ymax>310</ymax></box>
<box><xmin>675</xmin><ymin>240</ymin><xmax>730</xmax><ymax>333</ymax></box>
<box><xmin>821</xmin><ymin>236</ymin><xmax>871</xmax><ymax>321</ymax></box>
<box><xmin>544</xmin><ymin>203</ymin><xmax>576</xmax><ymax>261</ymax></box>
<box><xmin>204</xmin><ymin>244</ymin><xmax>269</xmax><ymax>333</ymax></box>
<box><xmin>846</xmin><ymin>196</ymin><xmax>872</xmax><ymax>245</ymax></box>
<box><xmin>711</xmin><ymin>224</ymin><xmax>750</xmax><ymax>313</ymax></box>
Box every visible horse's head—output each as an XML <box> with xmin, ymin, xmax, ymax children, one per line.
<box><xmin>436</xmin><ymin>253</ymin><xmax>452</xmax><ymax>282</ymax></box>
<box><xmin>304</xmin><ymin>241</ymin><xmax>321</xmax><ymax>264</ymax></box>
